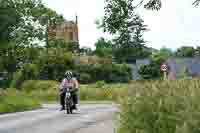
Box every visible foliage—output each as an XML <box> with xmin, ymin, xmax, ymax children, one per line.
<box><xmin>10</xmin><ymin>71</ymin><xmax>24</xmax><ymax>89</ymax></box>
<box><xmin>0</xmin><ymin>88</ymin><xmax>41</xmax><ymax>114</ymax></box>
<box><xmin>175</xmin><ymin>46</ymin><xmax>196</xmax><ymax>57</ymax></box>
<box><xmin>10</xmin><ymin>63</ymin><xmax>39</xmax><ymax>88</ymax></box>
<box><xmin>21</xmin><ymin>80</ymin><xmax>59</xmax><ymax>101</ymax></box>
<box><xmin>78</xmin><ymin>55</ymin><xmax>113</xmax><ymax>65</ymax></box>
<box><xmin>0</xmin><ymin>0</ymin><xmax>64</xmax><ymax>47</ymax></box>
<box><xmin>80</xmin><ymin>83</ymin><xmax>129</xmax><ymax>102</ymax></box>
<box><xmin>38</xmin><ymin>52</ymin><xmax>74</xmax><ymax>80</ymax></box>
<box><xmin>79</xmin><ymin>73</ymin><xmax>93</xmax><ymax>84</ymax></box>
<box><xmin>117</xmin><ymin>79</ymin><xmax>200</xmax><ymax>133</ymax></box>
<box><xmin>94</xmin><ymin>37</ymin><xmax>113</xmax><ymax>57</ymax></box>
<box><xmin>19</xmin><ymin>80</ymin><xmax>129</xmax><ymax>102</ymax></box>
<box><xmin>103</xmin><ymin>0</ymin><xmax>199</xmax><ymax>11</ymax></box>
<box><xmin>75</xmin><ymin>63</ymin><xmax>132</xmax><ymax>84</ymax></box>
<box><xmin>139</xmin><ymin>47</ymin><xmax>173</xmax><ymax>79</ymax></box>
<box><xmin>0</xmin><ymin>2</ymin><xmax>18</xmax><ymax>44</ymax></box>
<box><xmin>101</xmin><ymin>0</ymin><xmax>149</xmax><ymax>63</ymax></box>
<box><xmin>21</xmin><ymin>80</ymin><xmax>58</xmax><ymax>92</ymax></box>
<box><xmin>139</xmin><ymin>64</ymin><xmax>160</xmax><ymax>79</ymax></box>
<box><xmin>79</xmin><ymin>46</ymin><xmax>93</xmax><ymax>56</ymax></box>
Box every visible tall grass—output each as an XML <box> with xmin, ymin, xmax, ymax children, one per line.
<box><xmin>0</xmin><ymin>88</ymin><xmax>41</xmax><ymax>114</ymax></box>
<box><xmin>21</xmin><ymin>80</ymin><xmax>129</xmax><ymax>102</ymax></box>
<box><xmin>80</xmin><ymin>82</ymin><xmax>129</xmax><ymax>102</ymax></box>
<box><xmin>117</xmin><ymin>79</ymin><xmax>200</xmax><ymax>133</ymax></box>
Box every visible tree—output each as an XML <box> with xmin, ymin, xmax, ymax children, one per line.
<box><xmin>0</xmin><ymin>0</ymin><xmax>64</xmax><ymax>81</ymax></box>
<box><xmin>79</xmin><ymin>47</ymin><xmax>93</xmax><ymax>55</ymax></box>
<box><xmin>175</xmin><ymin>46</ymin><xmax>195</xmax><ymax>57</ymax></box>
<box><xmin>0</xmin><ymin>6</ymin><xmax>18</xmax><ymax>45</ymax></box>
<box><xmin>114</xmin><ymin>0</ymin><xmax>200</xmax><ymax>11</ymax></box>
<box><xmin>94</xmin><ymin>37</ymin><xmax>113</xmax><ymax>57</ymax></box>
<box><xmin>101</xmin><ymin>0</ymin><xmax>148</xmax><ymax>63</ymax></box>
<box><xmin>0</xmin><ymin>0</ymin><xmax>64</xmax><ymax>48</ymax></box>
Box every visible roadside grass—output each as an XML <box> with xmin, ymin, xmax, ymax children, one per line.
<box><xmin>2</xmin><ymin>79</ymin><xmax>200</xmax><ymax>133</ymax></box>
<box><xmin>80</xmin><ymin>83</ymin><xmax>129</xmax><ymax>102</ymax></box>
<box><xmin>0</xmin><ymin>88</ymin><xmax>41</xmax><ymax>114</ymax></box>
<box><xmin>117</xmin><ymin>79</ymin><xmax>200</xmax><ymax>133</ymax></box>
<box><xmin>21</xmin><ymin>80</ymin><xmax>129</xmax><ymax>103</ymax></box>
<box><xmin>0</xmin><ymin>80</ymin><xmax>127</xmax><ymax>114</ymax></box>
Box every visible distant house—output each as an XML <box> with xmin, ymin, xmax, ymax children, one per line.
<box><xmin>128</xmin><ymin>59</ymin><xmax>151</xmax><ymax>80</ymax></box>
<box><xmin>165</xmin><ymin>58</ymin><xmax>200</xmax><ymax>80</ymax></box>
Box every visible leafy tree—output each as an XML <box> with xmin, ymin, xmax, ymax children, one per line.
<box><xmin>113</xmin><ymin>0</ymin><xmax>200</xmax><ymax>11</ymax></box>
<box><xmin>94</xmin><ymin>37</ymin><xmax>113</xmax><ymax>57</ymax></box>
<box><xmin>101</xmin><ymin>0</ymin><xmax>149</xmax><ymax>63</ymax></box>
<box><xmin>0</xmin><ymin>0</ymin><xmax>64</xmax><ymax>47</ymax></box>
<box><xmin>175</xmin><ymin>46</ymin><xmax>195</xmax><ymax>57</ymax></box>
<box><xmin>139</xmin><ymin>64</ymin><xmax>160</xmax><ymax>79</ymax></box>
<box><xmin>79</xmin><ymin>46</ymin><xmax>93</xmax><ymax>55</ymax></box>
<box><xmin>0</xmin><ymin>0</ymin><xmax>64</xmax><ymax>81</ymax></box>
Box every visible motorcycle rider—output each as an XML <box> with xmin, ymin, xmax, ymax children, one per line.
<box><xmin>59</xmin><ymin>71</ymin><xmax>79</xmax><ymax>111</ymax></box>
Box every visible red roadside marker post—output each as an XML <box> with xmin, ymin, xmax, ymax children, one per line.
<box><xmin>161</xmin><ymin>64</ymin><xmax>168</xmax><ymax>80</ymax></box>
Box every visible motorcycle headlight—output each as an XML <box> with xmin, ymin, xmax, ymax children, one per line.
<box><xmin>66</xmin><ymin>92</ymin><xmax>71</xmax><ymax>97</ymax></box>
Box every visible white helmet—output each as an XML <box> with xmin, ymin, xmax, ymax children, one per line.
<box><xmin>65</xmin><ymin>71</ymin><xmax>73</xmax><ymax>80</ymax></box>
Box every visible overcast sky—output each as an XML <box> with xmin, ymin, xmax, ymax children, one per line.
<box><xmin>43</xmin><ymin>0</ymin><xmax>200</xmax><ymax>50</ymax></box>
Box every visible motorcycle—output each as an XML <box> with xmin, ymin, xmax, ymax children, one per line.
<box><xmin>64</xmin><ymin>88</ymin><xmax>74</xmax><ymax>114</ymax></box>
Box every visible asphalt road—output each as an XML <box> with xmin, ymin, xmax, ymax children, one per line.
<box><xmin>0</xmin><ymin>104</ymin><xmax>118</xmax><ymax>133</ymax></box>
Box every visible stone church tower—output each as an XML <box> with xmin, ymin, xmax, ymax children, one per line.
<box><xmin>48</xmin><ymin>16</ymin><xmax>79</xmax><ymax>43</ymax></box>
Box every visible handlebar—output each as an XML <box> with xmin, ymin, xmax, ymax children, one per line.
<box><xmin>60</xmin><ymin>88</ymin><xmax>78</xmax><ymax>93</ymax></box>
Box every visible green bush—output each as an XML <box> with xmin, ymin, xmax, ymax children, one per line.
<box><xmin>38</xmin><ymin>52</ymin><xmax>74</xmax><ymax>80</ymax></box>
<box><xmin>10</xmin><ymin>63</ymin><xmax>39</xmax><ymax>89</ymax></box>
<box><xmin>21</xmin><ymin>80</ymin><xmax>59</xmax><ymax>92</ymax></box>
<box><xmin>139</xmin><ymin>64</ymin><xmax>160</xmax><ymax>79</ymax></box>
<box><xmin>79</xmin><ymin>73</ymin><xmax>93</xmax><ymax>84</ymax></box>
<box><xmin>21</xmin><ymin>80</ymin><xmax>59</xmax><ymax>102</ymax></box>
<box><xmin>75</xmin><ymin>63</ymin><xmax>132</xmax><ymax>84</ymax></box>
<box><xmin>10</xmin><ymin>71</ymin><xmax>24</xmax><ymax>89</ymax></box>
<box><xmin>0</xmin><ymin>88</ymin><xmax>41</xmax><ymax>114</ymax></box>
<box><xmin>117</xmin><ymin>79</ymin><xmax>200</xmax><ymax>133</ymax></box>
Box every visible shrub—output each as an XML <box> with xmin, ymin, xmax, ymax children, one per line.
<box><xmin>21</xmin><ymin>80</ymin><xmax>59</xmax><ymax>102</ymax></box>
<box><xmin>22</xmin><ymin>63</ymin><xmax>39</xmax><ymax>80</ymax></box>
<box><xmin>21</xmin><ymin>80</ymin><xmax>59</xmax><ymax>92</ymax></box>
<box><xmin>38</xmin><ymin>52</ymin><xmax>75</xmax><ymax>80</ymax></box>
<box><xmin>139</xmin><ymin>64</ymin><xmax>160</xmax><ymax>79</ymax></box>
<box><xmin>10</xmin><ymin>71</ymin><xmax>24</xmax><ymax>89</ymax></box>
<box><xmin>117</xmin><ymin>79</ymin><xmax>200</xmax><ymax>133</ymax></box>
<box><xmin>95</xmin><ymin>81</ymin><xmax>106</xmax><ymax>88</ymax></box>
<box><xmin>79</xmin><ymin>73</ymin><xmax>93</xmax><ymax>84</ymax></box>
<box><xmin>75</xmin><ymin>63</ymin><xmax>132</xmax><ymax>84</ymax></box>
<box><xmin>10</xmin><ymin>63</ymin><xmax>40</xmax><ymax>89</ymax></box>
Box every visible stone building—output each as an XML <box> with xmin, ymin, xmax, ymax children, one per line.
<box><xmin>48</xmin><ymin>16</ymin><xmax>79</xmax><ymax>43</ymax></box>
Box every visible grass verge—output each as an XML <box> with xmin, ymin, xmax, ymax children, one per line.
<box><xmin>0</xmin><ymin>88</ymin><xmax>41</xmax><ymax>114</ymax></box>
<box><xmin>117</xmin><ymin>79</ymin><xmax>200</xmax><ymax>133</ymax></box>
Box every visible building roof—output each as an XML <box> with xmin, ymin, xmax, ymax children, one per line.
<box><xmin>166</xmin><ymin>57</ymin><xmax>200</xmax><ymax>77</ymax></box>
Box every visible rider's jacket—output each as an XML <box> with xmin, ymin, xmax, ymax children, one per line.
<box><xmin>59</xmin><ymin>78</ymin><xmax>79</xmax><ymax>91</ymax></box>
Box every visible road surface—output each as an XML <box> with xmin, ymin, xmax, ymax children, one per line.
<box><xmin>0</xmin><ymin>104</ymin><xmax>118</xmax><ymax>133</ymax></box>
